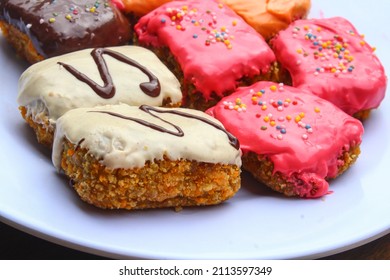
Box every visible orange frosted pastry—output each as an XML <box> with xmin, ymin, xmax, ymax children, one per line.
<box><xmin>221</xmin><ymin>0</ymin><xmax>311</xmax><ymax>40</ymax></box>
<box><xmin>119</xmin><ymin>0</ymin><xmax>172</xmax><ymax>16</ymax></box>
<box><xmin>118</xmin><ymin>0</ymin><xmax>311</xmax><ymax>40</ymax></box>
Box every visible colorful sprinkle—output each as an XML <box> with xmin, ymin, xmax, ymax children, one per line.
<box><xmin>222</xmin><ymin>83</ymin><xmax>322</xmax><ymax>143</ymax></box>
<box><xmin>222</xmin><ymin>98</ymin><xmax>246</xmax><ymax>112</ymax></box>
<box><xmin>293</xmin><ymin>24</ymin><xmax>362</xmax><ymax>78</ymax></box>
<box><xmin>164</xmin><ymin>5</ymin><xmax>236</xmax><ymax>49</ymax></box>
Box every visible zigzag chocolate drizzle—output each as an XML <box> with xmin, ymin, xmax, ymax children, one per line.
<box><xmin>89</xmin><ymin>105</ymin><xmax>240</xmax><ymax>150</ymax></box>
<box><xmin>58</xmin><ymin>48</ymin><xmax>161</xmax><ymax>99</ymax></box>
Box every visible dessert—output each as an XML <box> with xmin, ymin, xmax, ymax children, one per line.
<box><xmin>207</xmin><ymin>81</ymin><xmax>364</xmax><ymax>198</ymax></box>
<box><xmin>271</xmin><ymin>17</ymin><xmax>387</xmax><ymax>119</ymax></box>
<box><xmin>0</xmin><ymin>0</ymin><xmax>131</xmax><ymax>63</ymax></box>
<box><xmin>119</xmin><ymin>0</ymin><xmax>311</xmax><ymax>41</ymax></box>
<box><xmin>52</xmin><ymin>104</ymin><xmax>241</xmax><ymax>210</ymax></box>
<box><xmin>120</xmin><ymin>0</ymin><xmax>172</xmax><ymax>17</ymax></box>
<box><xmin>221</xmin><ymin>0</ymin><xmax>311</xmax><ymax>41</ymax></box>
<box><xmin>17</xmin><ymin>46</ymin><xmax>182</xmax><ymax>147</ymax></box>
<box><xmin>134</xmin><ymin>0</ymin><xmax>276</xmax><ymax>111</ymax></box>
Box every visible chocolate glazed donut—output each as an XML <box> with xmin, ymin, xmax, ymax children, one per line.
<box><xmin>0</xmin><ymin>0</ymin><xmax>131</xmax><ymax>58</ymax></box>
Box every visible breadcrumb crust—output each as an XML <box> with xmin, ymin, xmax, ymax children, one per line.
<box><xmin>60</xmin><ymin>139</ymin><xmax>241</xmax><ymax>210</ymax></box>
<box><xmin>0</xmin><ymin>22</ymin><xmax>44</xmax><ymax>63</ymax></box>
<box><xmin>242</xmin><ymin>145</ymin><xmax>361</xmax><ymax>197</ymax></box>
<box><xmin>19</xmin><ymin>106</ymin><xmax>53</xmax><ymax>147</ymax></box>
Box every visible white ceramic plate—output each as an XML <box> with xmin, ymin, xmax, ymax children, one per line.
<box><xmin>1</xmin><ymin>0</ymin><xmax>389</xmax><ymax>259</ymax></box>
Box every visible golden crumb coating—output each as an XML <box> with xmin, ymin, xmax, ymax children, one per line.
<box><xmin>353</xmin><ymin>109</ymin><xmax>371</xmax><ymax>121</ymax></box>
<box><xmin>0</xmin><ymin>22</ymin><xmax>44</xmax><ymax>63</ymax></box>
<box><xmin>60</xmin><ymin>139</ymin><xmax>241</xmax><ymax>210</ymax></box>
<box><xmin>242</xmin><ymin>145</ymin><xmax>361</xmax><ymax>197</ymax></box>
<box><xmin>19</xmin><ymin>106</ymin><xmax>53</xmax><ymax>147</ymax></box>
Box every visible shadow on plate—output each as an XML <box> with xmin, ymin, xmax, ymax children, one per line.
<box><xmin>15</xmin><ymin>120</ymin><xmax>52</xmax><ymax>160</ymax></box>
<box><xmin>0</xmin><ymin>35</ymin><xmax>30</xmax><ymax>72</ymax></box>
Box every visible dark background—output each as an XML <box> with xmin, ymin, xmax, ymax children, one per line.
<box><xmin>1</xmin><ymin>221</ymin><xmax>389</xmax><ymax>259</ymax></box>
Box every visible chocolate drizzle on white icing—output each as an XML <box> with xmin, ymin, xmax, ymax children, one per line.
<box><xmin>58</xmin><ymin>48</ymin><xmax>161</xmax><ymax>99</ymax></box>
<box><xmin>89</xmin><ymin>105</ymin><xmax>240</xmax><ymax>149</ymax></box>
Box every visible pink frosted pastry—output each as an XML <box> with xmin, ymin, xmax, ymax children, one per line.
<box><xmin>134</xmin><ymin>0</ymin><xmax>276</xmax><ymax>110</ymax></box>
<box><xmin>271</xmin><ymin>17</ymin><xmax>387</xmax><ymax>119</ymax></box>
<box><xmin>207</xmin><ymin>81</ymin><xmax>364</xmax><ymax>198</ymax></box>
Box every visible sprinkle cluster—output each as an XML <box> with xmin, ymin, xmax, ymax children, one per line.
<box><xmin>46</xmin><ymin>1</ymin><xmax>110</xmax><ymax>24</ymax></box>
<box><xmin>292</xmin><ymin>24</ymin><xmax>370</xmax><ymax>77</ymax></box>
<box><xmin>160</xmin><ymin>3</ymin><xmax>237</xmax><ymax>49</ymax></box>
<box><xmin>223</xmin><ymin>84</ymin><xmax>321</xmax><ymax>141</ymax></box>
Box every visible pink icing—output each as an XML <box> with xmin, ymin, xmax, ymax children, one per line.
<box><xmin>271</xmin><ymin>17</ymin><xmax>387</xmax><ymax>116</ymax></box>
<box><xmin>207</xmin><ymin>81</ymin><xmax>364</xmax><ymax>198</ymax></box>
<box><xmin>111</xmin><ymin>0</ymin><xmax>125</xmax><ymax>10</ymax></box>
<box><xmin>134</xmin><ymin>0</ymin><xmax>276</xmax><ymax>100</ymax></box>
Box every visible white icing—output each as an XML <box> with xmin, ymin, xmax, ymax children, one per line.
<box><xmin>52</xmin><ymin>104</ymin><xmax>242</xmax><ymax>169</ymax></box>
<box><xmin>25</xmin><ymin>99</ymin><xmax>49</xmax><ymax>125</ymax></box>
<box><xmin>17</xmin><ymin>46</ymin><xmax>182</xmax><ymax>125</ymax></box>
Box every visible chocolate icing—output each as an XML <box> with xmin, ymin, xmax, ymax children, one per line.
<box><xmin>58</xmin><ymin>48</ymin><xmax>161</xmax><ymax>98</ymax></box>
<box><xmin>90</xmin><ymin>105</ymin><xmax>240</xmax><ymax>149</ymax></box>
<box><xmin>0</xmin><ymin>0</ymin><xmax>131</xmax><ymax>58</ymax></box>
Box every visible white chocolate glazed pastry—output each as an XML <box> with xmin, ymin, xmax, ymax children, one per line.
<box><xmin>17</xmin><ymin>46</ymin><xmax>182</xmax><ymax>147</ymax></box>
<box><xmin>52</xmin><ymin>104</ymin><xmax>241</xmax><ymax>210</ymax></box>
